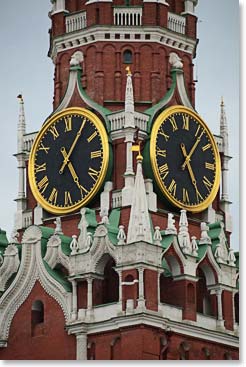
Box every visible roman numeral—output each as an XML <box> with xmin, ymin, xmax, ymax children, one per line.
<box><xmin>183</xmin><ymin>188</ymin><xmax>190</xmax><ymax>204</ymax></box>
<box><xmin>64</xmin><ymin>116</ymin><xmax>72</xmax><ymax>132</ymax></box>
<box><xmin>156</xmin><ymin>147</ymin><xmax>167</xmax><ymax>157</ymax></box>
<box><xmin>203</xmin><ymin>176</ymin><xmax>213</xmax><ymax>191</ymax></box>
<box><xmin>49</xmin><ymin>125</ymin><xmax>59</xmax><ymax>140</ymax></box>
<box><xmin>88</xmin><ymin>167</ymin><xmax>100</xmax><ymax>182</ymax></box>
<box><xmin>37</xmin><ymin>176</ymin><xmax>49</xmax><ymax>194</ymax></box>
<box><xmin>87</xmin><ymin>131</ymin><xmax>98</xmax><ymax>143</ymax></box>
<box><xmin>159</xmin><ymin>127</ymin><xmax>169</xmax><ymax>142</ymax></box>
<box><xmin>202</xmin><ymin>143</ymin><xmax>212</xmax><ymax>152</ymax></box>
<box><xmin>169</xmin><ymin>116</ymin><xmax>178</xmax><ymax>132</ymax></box>
<box><xmin>35</xmin><ymin>163</ymin><xmax>46</xmax><ymax>173</ymax></box>
<box><xmin>205</xmin><ymin>162</ymin><xmax>215</xmax><ymax>170</ymax></box>
<box><xmin>159</xmin><ymin>163</ymin><xmax>169</xmax><ymax>180</ymax></box>
<box><xmin>64</xmin><ymin>191</ymin><xmax>73</xmax><ymax>206</ymax></box>
<box><xmin>168</xmin><ymin>179</ymin><xmax>177</xmax><ymax>197</ymax></box>
<box><xmin>91</xmin><ymin>150</ymin><xmax>102</xmax><ymax>159</ymax></box>
<box><xmin>38</xmin><ymin>142</ymin><xmax>50</xmax><ymax>154</ymax></box>
<box><xmin>182</xmin><ymin>115</ymin><xmax>189</xmax><ymax>130</ymax></box>
<box><xmin>195</xmin><ymin>124</ymin><xmax>201</xmax><ymax>137</ymax></box>
<box><xmin>48</xmin><ymin>188</ymin><xmax>58</xmax><ymax>205</ymax></box>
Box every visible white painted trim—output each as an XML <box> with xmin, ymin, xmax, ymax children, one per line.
<box><xmin>50</xmin><ymin>26</ymin><xmax>196</xmax><ymax>60</ymax></box>
<box><xmin>67</xmin><ymin>312</ymin><xmax>239</xmax><ymax>348</ymax></box>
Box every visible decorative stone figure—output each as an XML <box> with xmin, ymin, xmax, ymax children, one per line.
<box><xmin>153</xmin><ymin>226</ymin><xmax>162</xmax><ymax>246</ymax></box>
<box><xmin>228</xmin><ymin>248</ymin><xmax>236</xmax><ymax>267</ymax></box>
<box><xmin>165</xmin><ymin>213</ymin><xmax>177</xmax><ymax>235</ymax></box>
<box><xmin>199</xmin><ymin>222</ymin><xmax>211</xmax><ymax>244</ymax></box>
<box><xmin>78</xmin><ymin>208</ymin><xmax>88</xmax><ymax>251</ymax></box>
<box><xmin>169</xmin><ymin>52</ymin><xmax>183</xmax><ymax>69</ymax></box>
<box><xmin>214</xmin><ymin>243</ymin><xmax>225</xmax><ymax>264</ymax></box>
<box><xmin>117</xmin><ymin>225</ymin><xmax>126</xmax><ymax>245</ymax></box>
<box><xmin>54</xmin><ymin>217</ymin><xmax>63</xmax><ymax>235</ymax></box>
<box><xmin>178</xmin><ymin>210</ymin><xmax>191</xmax><ymax>252</ymax></box>
<box><xmin>191</xmin><ymin>236</ymin><xmax>198</xmax><ymax>257</ymax></box>
<box><xmin>70</xmin><ymin>235</ymin><xmax>79</xmax><ymax>255</ymax></box>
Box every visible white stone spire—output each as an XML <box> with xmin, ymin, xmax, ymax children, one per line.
<box><xmin>219</xmin><ymin>98</ymin><xmax>232</xmax><ymax>232</ymax></box>
<box><xmin>14</xmin><ymin>95</ymin><xmax>27</xmax><ymax>230</ymax></box>
<box><xmin>124</xmin><ymin>66</ymin><xmax>135</xmax><ymax>129</ymax></box>
<box><xmin>127</xmin><ymin>150</ymin><xmax>153</xmax><ymax>244</ymax></box>
<box><xmin>122</xmin><ymin>67</ymin><xmax>136</xmax><ymax>206</ymax></box>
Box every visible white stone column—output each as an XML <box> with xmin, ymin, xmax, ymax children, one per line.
<box><xmin>86</xmin><ymin>277</ymin><xmax>93</xmax><ymax>319</ymax></box>
<box><xmin>137</xmin><ymin>267</ymin><xmax>146</xmax><ymax>309</ymax></box>
<box><xmin>157</xmin><ymin>271</ymin><xmax>161</xmax><ymax>309</ymax></box>
<box><xmin>122</xmin><ymin>129</ymin><xmax>135</xmax><ymax>207</ymax></box>
<box><xmin>76</xmin><ymin>333</ymin><xmax>87</xmax><ymax>360</ymax></box>
<box><xmin>215</xmin><ymin>289</ymin><xmax>225</xmax><ymax>330</ymax></box>
<box><xmin>71</xmin><ymin>280</ymin><xmax>78</xmax><ymax>320</ymax></box>
<box><xmin>118</xmin><ymin>270</ymin><xmax>123</xmax><ymax>309</ymax></box>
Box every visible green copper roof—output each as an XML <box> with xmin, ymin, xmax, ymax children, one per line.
<box><xmin>0</xmin><ymin>229</ymin><xmax>9</xmax><ymax>256</ymax></box>
<box><xmin>43</xmin><ymin>260</ymin><xmax>71</xmax><ymax>292</ymax></box>
<box><xmin>160</xmin><ymin>233</ymin><xmax>175</xmax><ymax>250</ymax></box>
<box><xmin>107</xmin><ymin>208</ymin><xmax>121</xmax><ymax>245</ymax></box>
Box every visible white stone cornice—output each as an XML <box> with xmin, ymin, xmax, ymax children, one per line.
<box><xmin>49</xmin><ymin>25</ymin><xmax>197</xmax><ymax>60</ymax></box>
<box><xmin>66</xmin><ymin>311</ymin><xmax>239</xmax><ymax>348</ymax></box>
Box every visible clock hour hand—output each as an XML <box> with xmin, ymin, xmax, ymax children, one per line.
<box><xmin>180</xmin><ymin>143</ymin><xmax>203</xmax><ymax>202</ymax></box>
<box><xmin>59</xmin><ymin>118</ymin><xmax>86</xmax><ymax>174</ymax></box>
<box><xmin>60</xmin><ymin>147</ymin><xmax>88</xmax><ymax>197</ymax></box>
<box><xmin>181</xmin><ymin>129</ymin><xmax>204</xmax><ymax>170</ymax></box>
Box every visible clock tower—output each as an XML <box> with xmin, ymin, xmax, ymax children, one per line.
<box><xmin>0</xmin><ymin>0</ymin><xmax>239</xmax><ymax>360</ymax></box>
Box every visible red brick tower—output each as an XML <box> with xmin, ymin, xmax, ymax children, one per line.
<box><xmin>0</xmin><ymin>0</ymin><xmax>239</xmax><ymax>360</ymax></box>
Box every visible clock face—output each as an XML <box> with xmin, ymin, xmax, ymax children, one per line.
<box><xmin>150</xmin><ymin>106</ymin><xmax>221</xmax><ymax>213</ymax></box>
<box><xmin>28</xmin><ymin>107</ymin><xmax>109</xmax><ymax>214</ymax></box>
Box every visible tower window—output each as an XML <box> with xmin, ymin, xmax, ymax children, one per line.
<box><xmin>31</xmin><ymin>300</ymin><xmax>44</xmax><ymax>336</ymax></box>
<box><xmin>123</xmin><ymin>50</ymin><xmax>132</xmax><ymax>64</ymax></box>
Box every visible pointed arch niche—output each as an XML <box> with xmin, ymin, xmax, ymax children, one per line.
<box><xmin>196</xmin><ymin>261</ymin><xmax>217</xmax><ymax>317</ymax></box>
<box><xmin>93</xmin><ymin>254</ymin><xmax>119</xmax><ymax>306</ymax></box>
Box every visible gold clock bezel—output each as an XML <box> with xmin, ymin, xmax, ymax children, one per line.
<box><xmin>28</xmin><ymin>107</ymin><xmax>109</xmax><ymax>215</ymax></box>
<box><xmin>150</xmin><ymin>105</ymin><xmax>221</xmax><ymax>213</ymax></box>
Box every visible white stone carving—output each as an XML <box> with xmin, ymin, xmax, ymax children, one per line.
<box><xmin>169</xmin><ymin>52</ymin><xmax>183</xmax><ymax>69</ymax></box>
<box><xmin>44</xmin><ymin>234</ymin><xmax>69</xmax><ymax>271</ymax></box>
<box><xmin>178</xmin><ymin>210</ymin><xmax>191</xmax><ymax>253</ymax></box>
<box><xmin>199</xmin><ymin>222</ymin><xmax>212</xmax><ymax>245</ymax></box>
<box><xmin>54</xmin><ymin>217</ymin><xmax>63</xmax><ymax>235</ymax></box>
<box><xmin>78</xmin><ymin>208</ymin><xmax>88</xmax><ymax>252</ymax></box>
<box><xmin>191</xmin><ymin>236</ymin><xmax>198</xmax><ymax>257</ymax></box>
<box><xmin>100</xmin><ymin>208</ymin><xmax>109</xmax><ymax>225</ymax></box>
<box><xmin>165</xmin><ymin>213</ymin><xmax>177</xmax><ymax>235</ymax></box>
<box><xmin>70</xmin><ymin>235</ymin><xmax>79</xmax><ymax>255</ymax></box>
<box><xmin>214</xmin><ymin>243</ymin><xmax>225</xmax><ymax>264</ymax></box>
<box><xmin>117</xmin><ymin>225</ymin><xmax>126</xmax><ymax>245</ymax></box>
<box><xmin>70</xmin><ymin>51</ymin><xmax>84</xmax><ymax>66</ymax></box>
<box><xmin>228</xmin><ymin>248</ymin><xmax>236</xmax><ymax>267</ymax></box>
<box><xmin>153</xmin><ymin>226</ymin><xmax>162</xmax><ymax>246</ymax></box>
<box><xmin>100</xmin><ymin>181</ymin><xmax>113</xmax><ymax>219</ymax></box>
<box><xmin>0</xmin><ymin>245</ymin><xmax>20</xmax><ymax>292</ymax></box>
<box><xmin>127</xmin><ymin>158</ymin><xmax>153</xmax><ymax>244</ymax></box>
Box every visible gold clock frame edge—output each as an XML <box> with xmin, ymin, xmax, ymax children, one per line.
<box><xmin>28</xmin><ymin>107</ymin><xmax>110</xmax><ymax>215</ymax></box>
<box><xmin>150</xmin><ymin>105</ymin><xmax>221</xmax><ymax>213</ymax></box>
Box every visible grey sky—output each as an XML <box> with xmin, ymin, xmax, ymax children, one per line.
<box><xmin>0</xmin><ymin>0</ymin><xmax>240</xmax><ymax>250</ymax></box>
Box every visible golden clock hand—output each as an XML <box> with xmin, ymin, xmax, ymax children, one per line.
<box><xmin>59</xmin><ymin>118</ymin><xmax>86</xmax><ymax>174</ymax></box>
<box><xmin>60</xmin><ymin>148</ymin><xmax>88</xmax><ymax>196</ymax></box>
<box><xmin>180</xmin><ymin>144</ymin><xmax>203</xmax><ymax>202</ymax></box>
<box><xmin>181</xmin><ymin>129</ymin><xmax>205</xmax><ymax>170</ymax></box>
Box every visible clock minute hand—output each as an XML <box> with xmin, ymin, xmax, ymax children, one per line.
<box><xmin>59</xmin><ymin>118</ymin><xmax>86</xmax><ymax>174</ymax></box>
<box><xmin>60</xmin><ymin>147</ymin><xmax>88</xmax><ymax>196</ymax></box>
<box><xmin>181</xmin><ymin>129</ymin><xmax>204</xmax><ymax>170</ymax></box>
<box><xmin>180</xmin><ymin>143</ymin><xmax>203</xmax><ymax>202</ymax></box>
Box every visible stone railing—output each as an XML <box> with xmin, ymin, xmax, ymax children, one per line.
<box><xmin>112</xmin><ymin>190</ymin><xmax>122</xmax><ymax>208</ymax></box>
<box><xmin>109</xmin><ymin>111</ymin><xmax>149</xmax><ymax>132</ymax></box>
<box><xmin>65</xmin><ymin>11</ymin><xmax>87</xmax><ymax>33</ymax></box>
<box><xmin>114</xmin><ymin>7</ymin><xmax>142</xmax><ymax>26</ymax></box>
<box><xmin>23</xmin><ymin>132</ymin><xmax>37</xmax><ymax>153</ymax></box>
<box><xmin>167</xmin><ymin>12</ymin><xmax>186</xmax><ymax>34</ymax></box>
<box><xmin>23</xmin><ymin>210</ymin><xmax>33</xmax><ymax>229</ymax></box>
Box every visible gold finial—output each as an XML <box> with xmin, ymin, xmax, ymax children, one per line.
<box><xmin>126</xmin><ymin>66</ymin><xmax>131</xmax><ymax>76</ymax></box>
<box><xmin>132</xmin><ymin>141</ymin><xmax>143</xmax><ymax>161</ymax></box>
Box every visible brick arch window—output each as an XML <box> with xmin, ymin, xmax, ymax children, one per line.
<box><xmin>123</xmin><ymin>49</ymin><xmax>133</xmax><ymax>64</ymax></box>
<box><xmin>31</xmin><ymin>300</ymin><xmax>44</xmax><ymax>336</ymax></box>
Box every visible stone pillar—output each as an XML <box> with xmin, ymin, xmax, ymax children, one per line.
<box><xmin>71</xmin><ymin>280</ymin><xmax>78</xmax><ymax>320</ymax></box>
<box><xmin>118</xmin><ymin>270</ymin><xmax>123</xmax><ymax>309</ymax></box>
<box><xmin>137</xmin><ymin>267</ymin><xmax>145</xmax><ymax>309</ymax></box>
<box><xmin>86</xmin><ymin>277</ymin><xmax>93</xmax><ymax>319</ymax></box>
<box><xmin>76</xmin><ymin>333</ymin><xmax>87</xmax><ymax>360</ymax></box>
<box><xmin>215</xmin><ymin>289</ymin><xmax>225</xmax><ymax>330</ymax></box>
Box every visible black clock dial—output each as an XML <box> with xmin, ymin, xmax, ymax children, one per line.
<box><xmin>29</xmin><ymin>108</ymin><xmax>109</xmax><ymax>214</ymax></box>
<box><xmin>150</xmin><ymin>106</ymin><xmax>220</xmax><ymax>213</ymax></box>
